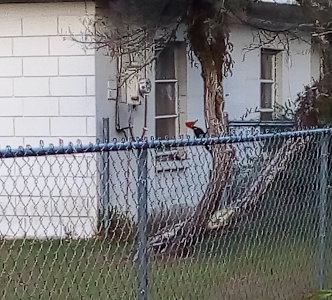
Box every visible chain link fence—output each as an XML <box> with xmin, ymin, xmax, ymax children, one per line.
<box><xmin>0</xmin><ymin>128</ymin><xmax>331</xmax><ymax>300</ymax></box>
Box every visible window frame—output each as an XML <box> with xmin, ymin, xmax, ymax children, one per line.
<box><xmin>260</xmin><ymin>48</ymin><xmax>280</xmax><ymax>120</ymax></box>
<box><xmin>153</xmin><ymin>42</ymin><xmax>188</xmax><ymax>167</ymax></box>
<box><xmin>154</xmin><ymin>45</ymin><xmax>180</xmax><ymax>140</ymax></box>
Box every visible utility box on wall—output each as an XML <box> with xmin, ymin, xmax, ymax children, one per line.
<box><xmin>126</xmin><ymin>75</ymin><xmax>141</xmax><ymax>105</ymax></box>
<box><xmin>126</xmin><ymin>75</ymin><xmax>152</xmax><ymax>106</ymax></box>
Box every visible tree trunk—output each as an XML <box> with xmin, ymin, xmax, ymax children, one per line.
<box><xmin>144</xmin><ymin>0</ymin><xmax>236</xmax><ymax>257</ymax></box>
<box><xmin>191</xmin><ymin>71</ymin><xmax>235</xmax><ymax>228</ymax></box>
<box><xmin>144</xmin><ymin>0</ymin><xmax>306</xmax><ymax>259</ymax></box>
<box><xmin>186</xmin><ymin>0</ymin><xmax>235</xmax><ymax>229</ymax></box>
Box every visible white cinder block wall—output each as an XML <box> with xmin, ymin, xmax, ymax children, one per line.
<box><xmin>0</xmin><ymin>2</ymin><xmax>96</xmax><ymax>148</ymax></box>
<box><xmin>0</xmin><ymin>2</ymin><xmax>99</xmax><ymax>238</ymax></box>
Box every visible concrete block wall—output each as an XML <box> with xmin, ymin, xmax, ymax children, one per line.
<box><xmin>0</xmin><ymin>2</ymin><xmax>99</xmax><ymax>238</ymax></box>
<box><xmin>0</xmin><ymin>2</ymin><xmax>97</xmax><ymax>148</ymax></box>
<box><xmin>0</xmin><ymin>154</ymin><xmax>98</xmax><ymax>238</ymax></box>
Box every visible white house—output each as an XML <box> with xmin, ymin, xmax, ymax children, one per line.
<box><xmin>0</xmin><ymin>0</ymin><xmax>321</xmax><ymax>238</ymax></box>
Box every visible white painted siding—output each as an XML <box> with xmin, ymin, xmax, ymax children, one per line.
<box><xmin>0</xmin><ymin>2</ymin><xmax>98</xmax><ymax>239</ymax></box>
<box><xmin>223</xmin><ymin>25</ymin><xmax>320</xmax><ymax>121</ymax></box>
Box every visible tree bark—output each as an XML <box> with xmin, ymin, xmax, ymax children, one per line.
<box><xmin>144</xmin><ymin>0</ymin><xmax>236</xmax><ymax>257</ymax></box>
<box><xmin>186</xmin><ymin>0</ymin><xmax>234</xmax><ymax>225</ymax></box>
<box><xmin>144</xmin><ymin>0</ymin><xmax>307</xmax><ymax>259</ymax></box>
<box><xmin>187</xmin><ymin>0</ymin><xmax>228</xmax><ymax>134</ymax></box>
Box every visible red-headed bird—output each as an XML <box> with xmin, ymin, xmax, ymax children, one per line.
<box><xmin>185</xmin><ymin>120</ymin><xmax>211</xmax><ymax>154</ymax></box>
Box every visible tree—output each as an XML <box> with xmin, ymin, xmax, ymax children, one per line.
<box><xmin>82</xmin><ymin>0</ymin><xmax>328</xmax><ymax>258</ymax></box>
<box><xmin>294</xmin><ymin>0</ymin><xmax>332</xmax><ymax>126</ymax></box>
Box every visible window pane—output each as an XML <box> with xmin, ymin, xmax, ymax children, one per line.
<box><xmin>156</xmin><ymin>46</ymin><xmax>175</xmax><ymax>80</ymax></box>
<box><xmin>156</xmin><ymin>83</ymin><xmax>176</xmax><ymax>116</ymax></box>
<box><xmin>261</xmin><ymin>51</ymin><xmax>273</xmax><ymax>80</ymax></box>
<box><xmin>261</xmin><ymin>83</ymin><xmax>272</xmax><ymax>108</ymax></box>
<box><xmin>156</xmin><ymin>118</ymin><xmax>176</xmax><ymax>139</ymax></box>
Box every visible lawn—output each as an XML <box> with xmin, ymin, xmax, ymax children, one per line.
<box><xmin>0</xmin><ymin>222</ymin><xmax>331</xmax><ymax>300</ymax></box>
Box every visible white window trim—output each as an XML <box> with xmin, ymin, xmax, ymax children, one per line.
<box><xmin>260</xmin><ymin>79</ymin><xmax>274</xmax><ymax>84</ymax></box>
<box><xmin>153</xmin><ymin>42</ymin><xmax>189</xmax><ymax>170</ymax></box>
<box><xmin>155</xmin><ymin>115</ymin><xmax>178</xmax><ymax>120</ymax></box>
<box><xmin>155</xmin><ymin>79</ymin><xmax>177</xmax><ymax>83</ymax></box>
<box><xmin>154</xmin><ymin>44</ymin><xmax>181</xmax><ymax>139</ymax></box>
<box><xmin>260</xmin><ymin>49</ymin><xmax>280</xmax><ymax>118</ymax></box>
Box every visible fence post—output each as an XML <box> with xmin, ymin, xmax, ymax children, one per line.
<box><xmin>102</xmin><ymin>118</ymin><xmax>110</xmax><ymax>230</ymax></box>
<box><xmin>137</xmin><ymin>146</ymin><xmax>148</xmax><ymax>300</ymax></box>
<box><xmin>319</xmin><ymin>133</ymin><xmax>328</xmax><ymax>290</ymax></box>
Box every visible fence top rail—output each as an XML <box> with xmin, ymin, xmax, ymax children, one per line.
<box><xmin>0</xmin><ymin>128</ymin><xmax>330</xmax><ymax>158</ymax></box>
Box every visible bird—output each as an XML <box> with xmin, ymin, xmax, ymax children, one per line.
<box><xmin>185</xmin><ymin>120</ymin><xmax>206</xmax><ymax>138</ymax></box>
<box><xmin>185</xmin><ymin>120</ymin><xmax>211</xmax><ymax>154</ymax></box>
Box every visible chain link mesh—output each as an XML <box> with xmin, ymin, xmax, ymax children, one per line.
<box><xmin>0</xmin><ymin>129</ymin><xmax>331</xmax><ymax>300</ymax></box>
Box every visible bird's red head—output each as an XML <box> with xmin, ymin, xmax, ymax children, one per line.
<box><xmin>185</xmin><ymin>120</ymin><xmax>198</xmax><ymax>128</ymax></box>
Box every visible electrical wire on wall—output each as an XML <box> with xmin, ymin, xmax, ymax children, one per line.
<box><xmin>115</xmin><ymin>53</ymin><xmax>135</xmax><ymax>140</ymax></box>
<box><xmin>115</xmin><ymin>30</ymin><xmax>151</xmax><ymax>140</ymax></box>
<box><xmin>141</xmin><ymin>94</ymin><xmax>148</xmax><ymax>139</ymax></box>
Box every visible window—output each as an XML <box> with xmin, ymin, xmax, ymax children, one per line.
<box><xmin>155</xmin><ymin>42</ymin><xmax>185</xmax><ymax>139</ymax></box>
<box><xmin>260</xmin><ymin>49</ymin><xmax>281</xmax><ymax>121</ymax></box>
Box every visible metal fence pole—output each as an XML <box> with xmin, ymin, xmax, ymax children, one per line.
<box><xmin>319</xmin><ymin>133</ymin><xmax>328</xmax><ymax>290</ymax></box>
<box><xmin>137</xmin><ymin>147</ymin><xmax>148</xmax><ymax>300</ymax></box>
<box><xmin>102</xmin><ymin>118</ymin><xmax>110</xmax><ymax>230</ymax></box>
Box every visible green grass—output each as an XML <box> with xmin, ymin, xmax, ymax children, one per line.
<box><xmin>0</xmin><ymin>191</ymin><xmax>331</xmax><ymax>300</ymax></box>
<box><xmin>1</xmin><ymin>203</ymin><xmax>331</xmax><ymax>299</ymax></box>
<box><xmin>0</xmin><ymin>228</ymin><xmax>331</xmax><ymax>300</ymax></box>
<box><xmin>0</xmin><ymin>239</ymin><xmax>136</xmax><ymax>300</ymax></box>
